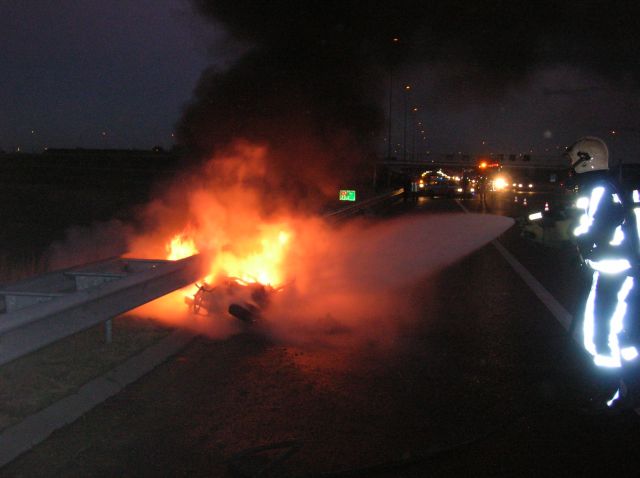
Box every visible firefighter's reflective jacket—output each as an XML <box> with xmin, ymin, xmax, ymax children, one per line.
<box><xmin>573</xmin><ymin>179</ymin><xmax>640</xmax><ymax>274</ymax></box>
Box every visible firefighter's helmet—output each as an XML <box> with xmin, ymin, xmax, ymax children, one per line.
<box><xmin>566</xmin><ymin>137</ymin><xmax>609</xmax><ymax>174</ymax></box>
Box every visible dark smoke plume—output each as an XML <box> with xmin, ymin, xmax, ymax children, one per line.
<box><xmin>177</xmin><ymin>0</ymin><xmax>640</xmax><ymax>202</ymax></box>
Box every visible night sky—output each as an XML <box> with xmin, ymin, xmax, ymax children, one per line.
<box><xmin>0</xmin><ymin>0</ymin><xmax>213</xmax><ymax>152</ymax></box>
<box><xmin>3</xmin><ymin>1</ymin><xmax>640</xmax><ymax>163</ymax></box>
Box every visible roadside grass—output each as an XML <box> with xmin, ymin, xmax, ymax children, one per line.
<box><xmin>0</xmin><ymin>315</ymin><xmax>173</xmax><ymax>432</ymax></box>
<box><xmin>0</xmin><ymin>154</ymin><xmax>182</xmax><ymax>433</ymax></box>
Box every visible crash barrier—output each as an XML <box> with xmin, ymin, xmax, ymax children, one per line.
<box><xmin>0</xmin><ymin>256</ymin><xmax>202</xmax><ymax>366</ymax></box>
<box><xmin>324</xmin><ymin>188</ymin><xmax>405</xmax><ymax>222</ymax></box>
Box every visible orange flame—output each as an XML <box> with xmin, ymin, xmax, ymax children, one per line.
<box><xmin>166</xmin><ymin>233</ymin><xmax>198</xmax><ymax>261</ymax></box>
<box><xmin>209</xmin><ymin>226</ymin><xmax>290</xmax><ymax>286</ymax></box>
<box><xmin>165</xmin><ymin>225</ymin><xmax>291</xmax><ymax>288</ymax></box>
<box><xmin>128</xmin><ymin>142</ymin><xmax>301</xmax><ymax>322</ymax></box>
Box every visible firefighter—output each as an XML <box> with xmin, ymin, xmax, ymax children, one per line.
<box><xmin>476</xmin><ymin>174</ymin><xmax>488</xmax><ymax>205</ymax></box>
<box><xmin>402</xmin><ymin>173</ymin><xmax>416</xmax><ymax>204</ymax></box>
<box><xmin>567</xmin><ymin>137</ymin><xmax>640</xmax><ymax>412</ymax></box>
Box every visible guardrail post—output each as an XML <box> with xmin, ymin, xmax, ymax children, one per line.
<box><xmin>105</xmin><ymin>319</ymin><xmax>112</xmax><ymax>344</ymax></box>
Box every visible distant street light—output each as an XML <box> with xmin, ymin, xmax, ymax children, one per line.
<box><xmin>403</xmin><ymin>85</ymin><xmax>411</xmax><ymax>161</ymax></box>
<box><xmin>411</xmin><ymin>108</ymin><xmax>418</xmax><ymax>161</ymax></box>
<box><xmin>387</xmin><ymin>68</ymin><xmax>393</xmax><ymax>160</ymax></box>
<box><xmin>387</xmin><ymin>37</ymin><xmax>401</xmax><ymax>160</ymax></box>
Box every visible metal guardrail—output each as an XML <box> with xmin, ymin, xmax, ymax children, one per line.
<box><xmin>0</xmin><ymin>255</ymin><xmax>202</xmax><ymax>366</ymax></box>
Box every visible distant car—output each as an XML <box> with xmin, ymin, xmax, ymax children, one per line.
<box><xmin>457</xmin><ymin>184</ymin><xmax>476</xmax><ymax>198</ymax></box>
<box><xmin>413</xmin><ymin>176</ymin><xmax>474</xmax><ymax>198</ymax></box>
<box><xmin>512</xmin><ymin>181</ymin><xmax>535</xmax><ymax>192</ymax></box>
<box><xmin>421</xmin><ymin>177</ymin><xmax>457</xmax><ymax>197</ymax></box>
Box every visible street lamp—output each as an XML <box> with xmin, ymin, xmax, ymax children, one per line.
<box><xmin>403</xmin><ymin>85</ymin><xmax>411</xmax><ymax>161</ymax></box>
<box><xmin>410</xmin><ymin>107</ymin><xmax>419</xmax><ymax>161</ymax></box>
<box><xmin>386</xmin><ymin>37</ymin><xmax>401</xmax><ymax>160</ymax></box>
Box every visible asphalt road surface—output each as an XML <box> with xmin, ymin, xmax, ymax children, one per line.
<box><xmin>4</xmin><ymin>190</ymin><xmax>640</xmax><ymax>477</ymax></box>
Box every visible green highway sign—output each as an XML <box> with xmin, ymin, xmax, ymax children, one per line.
<box><xmin>339</xmin><ymin>189</ymin><xmax>356</xmax><ymax>201</ymax></box>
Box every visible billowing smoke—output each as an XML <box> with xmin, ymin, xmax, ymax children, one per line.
<box><xmin>46</xmin><ymin>219</ymin><xmax>133</xmax><ymax>270</ymax></box>
<box><xmin>177</xmin><ymin>1</ymin><xmax>395</xmax><ymax>206</ymax></box>
<box><xmin>179</xmin><ymin>0</ymin><xmax>640</xmax><ymax>189</ymax></box>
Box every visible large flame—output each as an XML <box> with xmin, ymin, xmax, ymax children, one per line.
<box><xmin>128</xmin><ymin>141</ymin><xmax>298</xmax><ymax>321</ymax></box>
<box><xmin>166</xmin><ymin>233</ymin><xmax>198</xmax><ymax>261</ymax></box>
<box><xmin>165</xmin><ymin>224</ymin><xmax>291</xmax><ymax>287</ymax></box>
<box><xmin>204</xmin><ymin>225</ymin><xmax>290</xmax><ymax>286</ymax></box>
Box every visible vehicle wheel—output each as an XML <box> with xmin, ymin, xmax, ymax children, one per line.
<box><xmin>229</xmin><ymin>303</ymin><xmax>260</xmax><ymax>323</ymax></box>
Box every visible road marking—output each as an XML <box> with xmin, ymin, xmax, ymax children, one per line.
<box><xmin>456</xmin><ymin>199</ymin><xmax>575</xmax><ymax>334</ymax></box>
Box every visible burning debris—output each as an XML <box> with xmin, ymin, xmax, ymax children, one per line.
<box><xmin>152</xmin><ymin>189</ymin><xmax>294</xmax><ymax>326</ymax></box>
<box><xmin>186</xmin><ymin>278</ymin><xmax>283</xmax><ymax>323</ymax></box>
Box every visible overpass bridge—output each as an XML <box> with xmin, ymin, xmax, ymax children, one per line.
<box><xmin>376</xmin><ymin>153</ymin><xmax>569</xmax><ymax>189</ymax></box>
<box><xmin>379</xmin><ymin>152</ymin><xmax>567</xmax><ymax>172</ymax></box>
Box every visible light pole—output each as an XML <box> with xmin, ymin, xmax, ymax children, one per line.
<box><xmin>416</xmin><ymin>121</ymin><xmax>424</xmax><ymax>161</ymax></box>
<box><xmin>403</xmin><ymin>85</ymin><xmax>411</xmax><ymax>162</ymax></box>
<box><xmin>411</xmin><ymin>107</ymin><xmax>418</xmax><ymax>161</ymax></box>
<box><xmin>387</xmin><ymin>37</ymin><xmax>400</xmax><ymax>160</ymax></box>
<box><xmin>387</xmin><ymin>66</ymin><xmax>393</xmax><ymax>160</ymax></box>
